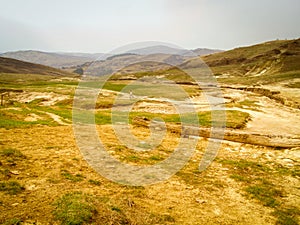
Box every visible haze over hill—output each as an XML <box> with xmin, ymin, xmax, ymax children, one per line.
<box><xmin>0</xmin><ymin>46</ymin><xmax>221</xmax><ymax>70</ymax></box>
<box><xmin>126</xmin><ymin>45</ymin><xmax>221</xmax><ymax>56</ymax></box>
<box><xmin>0</xmin><ymin>51</ymin><xmax>103</xmax><ymax>68</ymax></box>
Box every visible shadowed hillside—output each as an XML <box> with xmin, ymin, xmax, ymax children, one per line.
<box><xmin>0</xmin><ymin>57</ymin><xmax>76</xmax><ymax>77</ymax></box>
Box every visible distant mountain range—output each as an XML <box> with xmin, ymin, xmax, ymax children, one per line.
<box><xmin>1</xmin><ymin>38</ymin><xmax>299</xmax><ymax>85</ymax></box>
<box><xmin>126</xmin><ymin>45</ymin><xmax>221</xmax><ymax>56</ymax></box>
<box><xmin>0</xmin><ymin>50</ymin><xmax>103</xmax><ymax>68</ymax></box>
<box><xmin>0</xmin><ymin>46</ymin><xmax>222</xmax><ymax>69</ymax></box>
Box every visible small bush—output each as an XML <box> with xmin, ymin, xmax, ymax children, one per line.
<box><xmin>53</xmin><ymin>192</ymin><xmax>97</xmax><ymax>225</ymax></box>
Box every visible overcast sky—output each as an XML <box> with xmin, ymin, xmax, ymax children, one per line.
<box><xmin>0</xmin><ymin>0</ymin><xmax>299</xmax><ymax>53</ymax></box>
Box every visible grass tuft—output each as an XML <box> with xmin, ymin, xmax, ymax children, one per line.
<box><xmin>0</xmin><ymin>181</ymin><xmax>24</xmax><ymax>195</ymax></box>
<box><xmin>1</xmin><ymin>218</ymin><xmax>22</xmax><ymax>225</ymax></box>
<box><xmin>61</xmin><ymin>170</ymin><xmax>85</xmax><ymax>182</ymax></box>
<box><xmin>245</xmin><ymin>184</ymin><xmax>282</xmax><ymax>208</ymax></box>
<box><xmin>273</xmin><ymin>207</ymin><xmax>300</xmax><ymax>225</ymax></box>
<box><xmin>88</xmin><ymin>179</ymin><xmax>101</xmax><ymax>186</ymax></box>
<box><xmin>53</xmin><ymin>192</ymin><xmax>97</xmax><ymax>225</ymax></box>
<box><xmin>0</xmin><ymin>148</ymin><xmax>25</xmax><ymax>159</ymax></box>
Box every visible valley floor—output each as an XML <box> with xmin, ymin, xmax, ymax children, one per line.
<box><xmin>0</xmin><ymin>81</ymin><xmax>299</xmax><ymax>225</ymax></box>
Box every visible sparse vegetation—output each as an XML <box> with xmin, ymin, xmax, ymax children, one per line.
<box><xmin>0</xmin><ymin>181</ymin><xmax>24</xmax><ymax>195</ymax></box>
<box><xmin>61</xmin><ymin>170</ymin><xmax>85</xmax><ymax>182</ymax></box>
<box><xmin>0</xmin><ymin>148</ymin><xmax>25</xmax><ymax>159</ymax></box>
<box><xmin>1</xmin><ymin>218</ymin><xmax>22</xmax><ymax>225</ymax></box>
<box><xmin>88</xmin><ymin>179</ymin><xmax>101</xmax><ymax>186</ymax></box>
<box><xmin>53</xmin><ymin>192</ymin><xmax>97</xmax><ymax>225</ymax></box>
<box><xmin>220</xmin><ymin>159</ymin><xmax>300</xmax><ymax>224</ymax></box>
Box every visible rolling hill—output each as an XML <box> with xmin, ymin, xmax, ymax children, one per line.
<box><xmin>126</xmin><ymin>45</ymin><xmax>221</xmax><ymax>56</ymax></box>
<box><xmin>201</xmin><ymin>38</ymin><xmax>300</xmax><ymax>79</ymax></box>
<box><xmin>0</xmin><ymin>56</ymin><xmax>76</xmax><ymax>77</ymax></box>
<box><xmin>0</xmin><ymin>50</ymin><xmax>102</xmax><ymax>68</ymax></box>
<box><xmin>0</xmin><ymin>46</ymin><xmax>221</xmax><ymax>71</ymax></box>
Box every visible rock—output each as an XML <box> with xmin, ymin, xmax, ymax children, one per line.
<box><xmin>10</xmin><ymin>170</ymin><xmax>20</xmax><ymax>175</ymax></box>
<box><xmin>282</xmin><ymin>158</ymin><xmax>294</xmax><ymax>163</ymax></box>
<box><xmin>196</xmin><ymin>198</ymin><xmax>207</xmax><ymax>204</ymax></box>
<box><xmin>11</xmin><ymin>203</ymin><xmax>19</xmax><ymax>206</ymax></box>
<box><xmin>26</xmin><ymin>184</ymin><xmax>36</xmax><ymax>191</ymax></box>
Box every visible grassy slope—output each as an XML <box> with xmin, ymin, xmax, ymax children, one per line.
<box><xmin>108</xmin><ymin>39</ymin><xmax>300</xmax><ymax>86</ymax></box>
<box><xmin>0</xmin><ymin>57</ymin><xmax>77</xmax><ymax>77</ymax></box>
<box><xmin>201</xmin><ymin>38</ymin><xmax>300</xmax><ymax>84</ymax></box>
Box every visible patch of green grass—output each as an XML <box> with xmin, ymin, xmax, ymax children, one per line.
<box><xmin>0</xmin><ymin>107</ymin><xmax>57</xmax><ymax>129</ymax></box>
<box><xmin>61</xmin><ymin>170</ymin><xmax>85</xmax><ymax>182</ymax></box>
<box><xmin>52</xmin><ymin>192</ymin><xmax>97</xmax><ymax>225</ymax></box>
<box><xmin>272</xmin><ymin>164</ymin><xmax>300</xmax><ymax>178</ymax></box>
<box><xmin>75</xmin><ymin>104</ymin><xmax>249</xmax><ymax>129</ymax></box>
<box><xmin>230</xmin><ymin>174</ymin><xmax>251</xmax><ymax>183</ymax></box>
<box><xmin>219</xmin><ymin>159</ymin><xmax>270</xmax><ymax>173</ymax></box>
<box><xmin>103</xmin><ymin>82</ymin><xmax>127</xmax><ymax>92</ymax></box>
<box><xmin>273</xmin><ymin>207</ymin><xmax>300</xmax><ymax>225</ymax></box>
<box><xmin>220</xmin><ymin>159</ymin><xmax>299</xmax><ymax>224</ymax></box>
<box><xmin>0</xmin><ymin>168</ymin><xmax>10</xmax><ymax>177</ymax></box>
<box><xmin>124</xmin><ymin>155</ymin><xmax>140</xmax><ymax>163</ymax></box>
<box><xmin>0</xmin><ymin>148</ymin><xmax>25</xmax><ymax>159</ymax></box>
<box><xmin>88</xmin><ymin>179</ymin><xmax>101</xmax><ymax>186</ymax></box>
<box><xmin>245</xmin><ymin>184</ymin><xmax>282</xmax><ymax>207</ymax></box>
<box><xmin>0</xmin><ymin>181</ymin><xmax>25</xmax><ymax>195</ymax></box>
<box><xmin>130</xmin><ymin>110</ymin><xmax>248</xmax><ymax>129</ymax></box>
<box><xmin>1</xmin><ymin>218</ymin><xmax>22</xmax><ymax>225</ymax></box>
<box><xmin>148</xmin><ymin>155</ymin><xmax>163</xmax><ymax>161</ymax></box>
<box><xmin>225</xmin><ymin>110</ymin><xmax>251</xmax><ymax>129</ymax></box>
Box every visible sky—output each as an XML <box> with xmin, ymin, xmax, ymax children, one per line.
<box><xmin>0</xmin><ymin>0</ymin><xmax>299</xmax><ymax>53</ymax></box>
